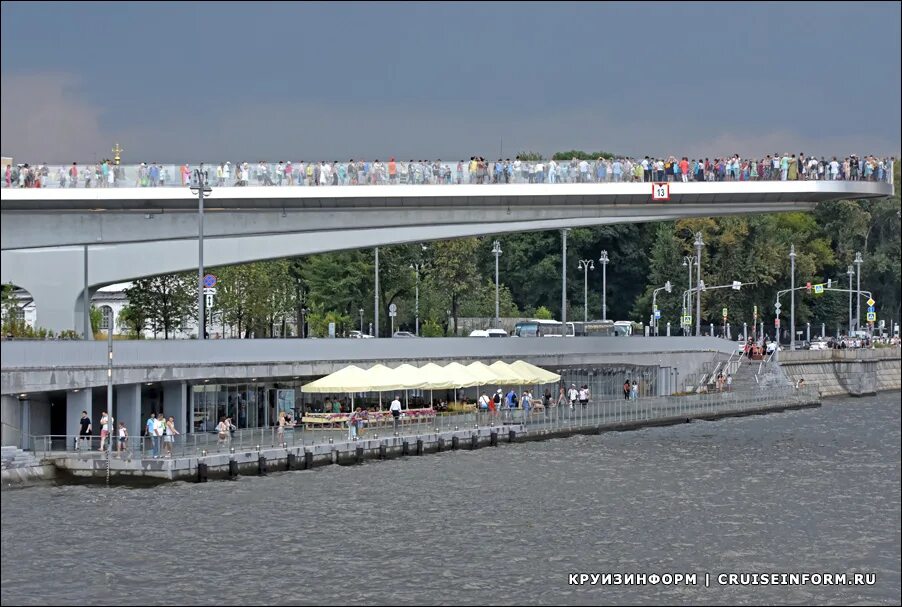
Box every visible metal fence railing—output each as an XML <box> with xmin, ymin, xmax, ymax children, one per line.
<box><xmin>28</xmin><ymin>385</ymin><xmax>818</xmax><ymax>459</ymax></box>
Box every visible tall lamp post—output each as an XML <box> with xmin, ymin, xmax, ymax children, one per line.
<box><xmin>492</xmin><ymin>240</ymin><xmax>502</xmax><ymax>329</ymax></box>
<box><xmin>789</xmin><ymin>244</ymin><xmax>796</xmax><ymax>351</ymax></box>
<box><xmin>694</xmin><ymin>232</ymin><xmax>704</xmax><ymax>337</ymax></box>
<box><xmin>411</xmin><ymin>263</ymin><xmax>421</xmax><ymax>336</ymax></box>
<box><xmin>854</xmin><ymin>251</ymin><xmax>863</xmax><ymax>333</ymax></box>
<box><xmin>190</xmin><ymin>168</ymin><xmax>212</xmax><ymax>340</ymax></box>
<box><xmin>599</xmin><ymin>250</ymin><xmax>609</xmax><ymax>321</ymax></box>
<box><xmin>847</xmin><ymin>265</ymin><xmax>854</xmax><ymax>335</ymax></box>
<box><xmin>683</xmin><ymin>255</ymin><xmax>694</xmax><ymax>335</ymax></box>
<box><xmin>578</xmin><ymin>259</ymin><xmax>595</xmax><ymax>322</ymax></box>
<box><xmin>359</xmin><ymin>308</ymin><xmax>364</xmax><ymax>334</ymax></box>
<box><xmin>561</xmin><ymin>229</ymin><xmax>570</xmax><ymax>328</ymax></box>
<box><xmin>374</xmin><ymin>247</ymin><xmax>380</xmax><ymax>338</ymax></box>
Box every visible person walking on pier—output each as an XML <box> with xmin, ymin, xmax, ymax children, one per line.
<box><xmin>390</xmin><ymin>396</ymin><xmax>402</xmax><ymax>432</ymax></box>
<box><xmin>217</xmin><ymin>416</ymin><xmax>231</xmax><ymax>447</ymax></box>
<box><xmin>347</xmin><ymin>408</ymin><xmax>360</xmax><ymax>440</ymax></box>
<box><xmin>77</xmin><ymin>410</ymin><xmax>92</xmax><ymax>451</ymax></box>
<box><xmin>623</xmin><ymin>380</ymin><xmax>631</xmax><ymax>400</ymax></box>
<box><xmin>146</xmin><ymin>412</ymin><xmax>157</xmax><ymax>457</ymax></box>
<box><xmin>567</xmin><ymin>384</ymin><xmax>578</xmax><ymax>410</ymax></box>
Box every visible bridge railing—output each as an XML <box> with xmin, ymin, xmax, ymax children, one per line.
<box><xmin>4</xmin><ymin>158</ymin><xmax>894</xmax><ymax>189</ymax></box>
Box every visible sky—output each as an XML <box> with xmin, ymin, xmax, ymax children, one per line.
<box><xmin>2</xmin><ymin>2</ymin><xmax>900</xmax><ymax>164</ymax></box>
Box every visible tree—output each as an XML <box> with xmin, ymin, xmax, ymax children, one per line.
<box><xmin>124</xmin><ymin>273</ymin><xmax>194</xmax><ymax>338</ymax></box>
<box><xmin>429</xmin><ymin>238</ymin><xmax>482</xmax><ymax>335</ymax></box>
<box><xmin>534</xmin><ymin>306</ymin><xmax>553</xmax><ymax>320</ymax></box>
<box><xmin>551</xmin><ymin>150</ymin><xmax>614</xmax><ymax>161</ymax></box>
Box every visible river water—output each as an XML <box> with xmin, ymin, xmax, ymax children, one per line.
<box><xmin>2</xmin><ymin>392</ymin><xmax>899</xmax><ymax>605</ymax></box>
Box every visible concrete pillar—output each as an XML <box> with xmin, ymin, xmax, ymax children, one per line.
<box><xmin>115</xmin><ymin>384</ymin><xmax>141</xmax><ymax>443</ymax></box>
<box><xmin>67</xmin><ymin>389</ymin><xmax>93</xmax><ymax>442</ymax></box>
<box><xmin>164</xmin><ymin>382</ymin><xmax>188</xmax><ymax>434</ymax></box>
<box><xmin>1</xmin><ymin>395</ymin><xmax>22</xmax><ymax>447</ymax></box>
<box><xmin>20</xmin><ymin>399</ymin><xmax>31</xmax><ymax>450</ymax></box>
<box><xmin>666</xmin><ymin>322</ymin><xmax>671</xmax><ymax>337</ymax></box>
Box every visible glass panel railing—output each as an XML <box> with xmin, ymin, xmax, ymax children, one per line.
<box><xmin>2</xmin><ymin>157</ymin><xmax>894</xmax><ymax>189</ymax></box>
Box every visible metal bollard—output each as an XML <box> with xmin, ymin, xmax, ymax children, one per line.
<box><xmin>258</xmin><ymin>456</ymin><xmax>267</xmax><ymax>476</ymax></box>
<box><xmin>197</xmin><ymin>462</ymin><xmax>208</xmax><ymax>483</ymax></box>
<box><xmin>508</xmin><ymin>429</ymin><xmax>516</xmax><ymax>443</ymax></box>
<box><xmin>451</xmin><ymin>436</ymin><xmax>459</xmax><ymax>450</ymax></box>
<box><xmin>379</xmin><ymin>443</ymin><xmax>386</xmax><ymax>460</ymax></box>
<box><xmin>228</xmin><ymin>459</ymin><xmax>238</xmax><ymax>478</ymax></box>
<box><xmin>355</xmin><ymin>446</ymin><xmax>364</xmax><ymax>464</ymax></box>
<box><xmin>304</xmin><ymin>449</ymin><xmax>313</xmax><ymax>470</ymax></box>
<box><xmin>437</xmin><ymin>437</ymin><xmax>445</xmax><ymax>452</ymax></box>
<box><xmin>490</xmin><ymin>431</ymin><xmax>498</xmax><ymax>446</ymax></box>
<box><xmin>287</xmin><ymin>452</ymin><xmax>297</xmax><ymax>470</ymax></box>
<box><xmin>416</xmin><ymin>439</ymin><xmax>424</xmax><ymax>455</ymax></box>
<box><xmin>470</xmin><ymin>434</ymin><xmax>478</xmax><ymax>450</ymax></box>
<box><xmin>402</xmin><ymin>441</ymin><xmax>410</xmax><ymax>456</ymax></box>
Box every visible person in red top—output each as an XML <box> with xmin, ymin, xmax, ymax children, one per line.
<box><xmin>388</xmin><ymin>158</ymin><xmax>397</xmax><ymax>184</ymax></box>
<box><xmin>679</xmin><ymin>157</ymin><xmax>690</xmax><ymax>182</ymax></box>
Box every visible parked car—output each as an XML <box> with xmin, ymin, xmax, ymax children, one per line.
<box><xmin>392</xmin><ymin>331</ymin><xmax>418</xmax><ymax>338</ymax></box>
<box><xmin>348</xmin><ymin>330</ymin><xmax>373</xmax><ymax>339</ymax></box>
<box><xmin>808</xmin><ymin>340</ymin><xmax>829</xmax><ymax>351</ymax></box>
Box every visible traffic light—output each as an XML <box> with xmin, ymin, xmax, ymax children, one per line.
<box><xmin>664</xmin><ymin>280</ymin><xmax>672</xmax><ymax>293</ymax></box>
<box><xmin>806</xmin><ymin>282</ymin><xmax>812</xmax><ymax>294</ymax></box>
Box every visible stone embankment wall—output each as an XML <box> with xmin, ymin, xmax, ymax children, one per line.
<box><xmin>778</xmin><ymin>347</ymin><xmax>901</xmax><ymax>397</ymax></box>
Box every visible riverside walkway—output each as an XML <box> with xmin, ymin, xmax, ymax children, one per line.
<box><xmin>29</xmin><ymin>386</ymin><xmax>818</xmax><ymax>484</ymax></box>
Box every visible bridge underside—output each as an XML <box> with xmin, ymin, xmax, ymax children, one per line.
<box><xmin>1</xmin><ymin>181</ymin><xmax>891</xmax><ymax>333</ymax></box>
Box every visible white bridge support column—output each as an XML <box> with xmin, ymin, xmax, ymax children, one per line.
<box><xmin>163</xmin><ymin>382</ymin><xmax>188</xmax><ymax>434</ymax></box>
<box><xmin>1</xmin><ymin>394</ymin><xmax>22</xmax><ymax>447</ymax></box>
<box><xmin>115</xmin><ymin>384</ymin><xmax>141</xmax><ymax>445</ymax></box>
<box><xmin>66</xmin><ymin>389</ymin><xmax>93</xmax><ymax>448</ymax></box>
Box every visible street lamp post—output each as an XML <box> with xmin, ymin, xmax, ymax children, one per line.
<box><xmin>651</xmin><ymin>281</ymin><xmax>672</xmax><ymax>336</ymax></box>
<box><xmin>789</xmin><ymin>244</ymin><xmax>796</xmax><ymax>351</ymax></box>
<box><xmin>359</xmin><ymin>308</ymin><xmax>364</xmax><ymax>334</ymax></box>
<box><xmin>411</xmin><ymin>264</ymin><xmax>421</xmax><ymax>336</ymax></box>
<box><xmin>599</xmin><ymin>250</ymin><xmax>609</xmax><ymax>321</ymax></box>
<box><xmin>854</xmin><ymin>251</ymin><xmax>863</xmax><ymax>333</ymax></box>
<box><xmin>374</xmin><ymin>247</ymin><xmax>380</xmax><ymax>338</ymax></box>
<box><xmin>561</xmin><ymin>229</ymin><xmax>570</xmax><ymax>328</ymax></box>
<box><xmin>190</xmin><ymin>169</ymin><xmax>212</xmax><ymax>340</ymax></box>
<box><xmin>694</xmin><ymin>232</ymin><xmax>704</xmax><ymax>336</ymax></box>
<box><xmin>847</xmin><ymin>265</ymin><xmax>854</xmax><ymax>335</ymax></box>
<box><xmin>492</xmin><ymin>240</ymin><xmax>502</xmax><ymax>329</ymax></box>
<box><xmin>682</xmin><ymin>255</ymin><xmax>694</xmax><ymax>335</ymax></box>
<box><xmin>577</xmin><ymin>259</ymin><xmax>595</xmax><ymax>322</ymax></box>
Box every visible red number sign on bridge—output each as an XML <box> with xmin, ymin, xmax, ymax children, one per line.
<box><xmin>652</xmin><ymin>183</ymin><xmax>670</xmax><ymax>201</ymax></box>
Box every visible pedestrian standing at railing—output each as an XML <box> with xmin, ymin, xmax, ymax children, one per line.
<box><xmin>163</xmin><ymin>416</ymin><xmax>180</xmax><ymax>458</ymax></box>
<box><xmin>631</xmin><ymin>380</ymin><xmax>639</xmax><ymax>400</ymax></box>
<box><xmin>146</xmin><ymin>412</ymin><xmax>157</xmax><ymax>457</ymax></box>
<box><xmin>117</xmin><ymin>422</ymin><xmax>128</xmax><ymax>457</ymax></box>
<box><xmin>726</xmin><ymin>374</ymin><xmax>733</xmax><ymax>392</ymax></box>
<box><xmin>216</xmin><ymin>416</ymin><xmax>230</xmax><ymax>447</ymax></box>
<box><xmin>623</xmin><ymin>380</ymin><xmax>631</xmax><ymax>401</ymax></box>
<box><xmin>578</xmin><ymin>384</ymin><xmax>590</xmax><ymax>409</ymax></box>
<box><xmin>98</xmin><ymin>411</ymin><xmax>113</xmax><ymax>451</ymax></box>
<box><xmin>347</xmin><ymin>408</ymin><xmax>360</xmax><ymax>440</ymax></box>
<box><xmin>77</xmin><ymin>410</ymin><xmax>92</xmax><ymax>450</ymax></box>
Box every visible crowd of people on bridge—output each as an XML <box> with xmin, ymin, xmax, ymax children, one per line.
<box><xmin>4</xmin><ymin>153</ymin><xmax>895</xmax><ymax>189</ymax></box>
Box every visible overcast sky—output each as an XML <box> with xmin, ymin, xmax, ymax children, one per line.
<box><xmin>2</xmin><ymin>2</ymin><xmax>900</xmax><ymax>164</ymax></box>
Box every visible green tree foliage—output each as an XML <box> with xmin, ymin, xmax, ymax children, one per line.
<box><xmin>124</xmin><ymin>273</ymin><xmax>193</xmax><ymax>338</ymax></box>
<box><xmin>551</xmin><ymin>150</ymin><xmax>614</xmax><ymax>161</ymax></box>
<box><xmin>534</xmin><ymin>306</ymin><xmax>553</xmax><ymax>320</ymax></box>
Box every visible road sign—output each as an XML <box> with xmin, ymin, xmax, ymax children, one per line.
<box><xmin>774</xmin><ymin>318</ymin><xmax>781</xmax><ymax>328</ymax></box>
<box><xmin>868</xmin><ymin>305</ymin><xmax>875</xmax><ymax>313</ymax></box>
<box><xmin>389</xmin><ymin>303</ymin><xmax>397</xmax><ymax>317</ymax></box>
<box><xmin>866</xmin><ymin>311</ymin><xmax>876</xmax><ymax>322</ymax></box>
<box><xmin>651</xmin><ymin>182</ymin><xmax>670</xmax><ymax>201</ymax></box>
<box><xmin>654</xmin><ymin>309</ymin><xmax>661</xmax><ymax>319</ymax></box>
<box><xmin>203</xmin><ymin>274</ymin><xmax>217</xmax><ymax>288</ymax></box>
<box><xmin>731</xmin><ymin>281</ymin><xmax>741</xmax><ymax>290</ymax></box>
<box><xmin>814</xmin><ymin>284</ymin><xmax>824</xmax><ymax>294</ymax></box>
<box><xmin>866</xmin><ymin>297</ymin><xmax>875</xmax><ymax>307</ymax></box>
<box><xmin>682</xmin><ymin>315</ymin><xmax>692</xmax><ymax>325</ymax></box>
<box><xmin>722</xmin><ymin>307</ymin><xmax>728</xmax><ymax>318</ymax></box>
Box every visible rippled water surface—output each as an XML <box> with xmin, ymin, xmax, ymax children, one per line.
<box><xmin>2</xmin><ymin>392</ymin><xmax>900</xmax><ymax>605</ymax></box>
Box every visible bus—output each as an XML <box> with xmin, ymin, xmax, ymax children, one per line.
<box><xmin>571</xmin><ymin>320</ymin><xmax>632</xmax><ymax>337</ymax></box>
<box><xmin>513</xmin><ymin>319</ymin><xmax>576</xmax><ymax>337</ymax></box>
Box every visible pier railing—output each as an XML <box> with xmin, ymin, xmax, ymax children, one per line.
<box><xmin>28</xmin><ymin>385</ymin><xmax>817</xmax><ymax>459</ymax></box>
